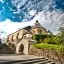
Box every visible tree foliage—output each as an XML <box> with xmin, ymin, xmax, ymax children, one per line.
<box><xmin>44</xmin><ymin>35</ymin><xmax>60</xmax><ymax>44</ymax></box>
<box><xmin>0</xmin><ymin>39</ymin><xmax>2</xmax><ymax>44</ymax></box>
<box><xmin>33</xmin><ymin>27</ymin><xmax>64</xmax><ymax>45</ymax></box>
<box><xmin>58</xmin><ymin>27</ymin><xmax>64</xmax><ymax>44</ymax></box>
<box><xmin>32</xmin><ymin>34</ymin><xmax>48</xmax><ymax>43</ymax></box>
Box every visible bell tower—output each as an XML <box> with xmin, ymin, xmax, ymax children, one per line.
<box><xmin>32</xmin><ymin>20</ymin><xmax>42</xmax><ymax>35</ymax></box>
<box><xmin>35</xmin><ymin>20</ymin><xmax>39</xmax><ymax>24</ymax></box>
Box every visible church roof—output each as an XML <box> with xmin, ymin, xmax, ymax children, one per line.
<box><xmin>23</xmin><ymin>26</ymin><xmax>32</xmax><ymax>31</ymax></box>
<box><xmin>8</xmin><ymin>20</ymin><xmax>47</xmax><ymax>36</ymax></box>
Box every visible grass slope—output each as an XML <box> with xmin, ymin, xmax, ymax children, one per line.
<box><xmin>33</xmin><ymin>43</ymin><xmax>64</xmax><ymax>51</ymax></box>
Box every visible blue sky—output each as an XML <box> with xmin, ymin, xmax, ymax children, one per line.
<box><xmin>0</xmin><ymin>0</ymin><xmax>64</xmax><ymax>38</ymax></box>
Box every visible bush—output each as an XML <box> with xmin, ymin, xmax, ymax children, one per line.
<box><xmin>58</xmin><ymin>27</ymin><xmax>64</xmax><ymax>45</ymax></box>
<box><xmin>44</xmin><ymin>38</ymin><xmax>50</xmax><ymax>43</ymax></box>
<box><xmin>50</xmin><ymin>36</ymin><xmax>61</xmax><ymax>45</ymax></box>
<box><xmin>33</xmin><ymin>34</ymin><xmax>62</xmax><ymax>45</ymax></box>
<box><xmin>44</xmin><ymin>35</ymin><xmax>60</xmax><ymax>45</ymax></box>
<box><xmin>32</xmin><ymin>34</ymin><xmax>48</xmax><ymax>43</ymax></box>
<box><xmin>0</xmin><ymin>39</ymin><xmax>2</xmax><ymax>44</ymax></box>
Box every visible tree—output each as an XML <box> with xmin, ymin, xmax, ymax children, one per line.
<box><xmin>32</xmin><ymin>34</ymin><xmax>48</xmax><ymax>43</ymax></box>
<box><xmin>0</xmin><ymin>38</ymin><xmax>2</xmax><ymax>44</ymax></box>
<box><xmin>58</xmin><ymin>27</ymin><xmax>64</xmax><ymax>44</ymax></box>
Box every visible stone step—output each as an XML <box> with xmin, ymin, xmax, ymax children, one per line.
<box><xmin>33</xmin><ymin>60</ymin><xmax>55</xmax><ymax>64</ymax></box>
<box><xmin>46</xmin><ymin>62</ymin><xmax>55</xmax><ymax>64</ymax></box>
<box><xmin>0</xmin><ymin>58</ymin><xmax>45</xmax><ymax>63</ymax></box>
<box><xmin>15</xmin><ymin>58</ymin><xmax>48</xmax><ymax>64</ymax></box>
<box><xmin>0</xmin><ymin>58</ymin><xmax>55</xmax><ymax>64</ymax></box>
<box><xmin>0</xmin><ymin>44</ymin><xmax>15</xmax><ymax>54</ymax></box>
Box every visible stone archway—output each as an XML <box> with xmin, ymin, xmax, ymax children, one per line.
<box><xmin>16</xmin><ymin>39</ymin><xmax>29</xmax><ymax>55</ymax></box>
<box><xmin>16</xmin><ymin>43</ymin><xmax>24</xmax><ymax>54</ymax></box>
<box><xmin>19</xmin><ymin>44</ymin><xmax>24</xmax><ymax>54</ymax></box>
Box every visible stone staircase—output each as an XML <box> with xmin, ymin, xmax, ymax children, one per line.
<box><xmin>0</xmin><ymin>57</ymin><xmax>55</xmax><ymax>64</ymax></box>
<box><xmin>0</xmin><ymin>44</ymin><xmax>15</xmax><ymax>54</ymax></box>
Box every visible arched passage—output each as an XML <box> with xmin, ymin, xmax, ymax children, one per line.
<box><xmin>16</xmin><ymin>43</ymin><xmax>24</xmax><ymax>54</ymax></box>
<box><xmin>19</xmin><ymin>44</ymin><xmax>24</xmax><ymax>53</ymax></box>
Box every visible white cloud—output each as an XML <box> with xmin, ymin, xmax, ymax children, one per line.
<box><xmin>29</xmin><ymin>10</ymin><xmax>37</xmax><ymax>16</ymax></box>
<box><xmin>0</xmin><ymin>19</ymin><xmax>35</xmax><ymax>38</ymax></box>
<box><xmin>0</xmin><ymin>10</ymin><xmax>64</xmax><ymax>39</ymax></box>
<box><xmin>32</xmin><ymin>10</ymin><xmax>64</xmax><ymax>35</ymax></box>
<box><xmin>0</xmin><ymin>0</ymin><xmax>4</xmax><ymax>3</ymax></box>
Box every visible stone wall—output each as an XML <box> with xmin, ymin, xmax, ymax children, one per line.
<box><xmin>29</xmin><ymin>45</ymin><xmax>64</xmax><ymax>64</ymax></box>
<box><xmin>6</xmin><ymin>29</ymin><xmax>24</xmax><ymax>44</ymax></box>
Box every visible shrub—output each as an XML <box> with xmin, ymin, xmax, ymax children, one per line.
<box><xmin>44</xmin><ymin>35</ymin><xmax>60</xmax><ymax>45</ymax></box>
<box><xmin>32</xmin><ymin>34</ymin><xmax>48</xmax><ymax>43</ymax></box>
<box><xmin>33</xmin><ymin>34</ymin><xmax>62</xmax><ymax>45</ymax></box>
<box><xmin>44</xmin><ymin>38</ymin><xmax>50</xmax><ymax>43</ymax></box>
<box><xmin>58</xmin><ymin>27</ymin><xmax>64</xmax><ymax>45</ymax></box>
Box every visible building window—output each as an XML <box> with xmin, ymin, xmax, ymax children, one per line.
<box><xmin>16</xmin><ymin>33</ymin><xmax>19</xmax><ymax>39</ymax></box>
<box><xmin>40</xmin><ymin>30</ymin><xmax>42</xmax><ymax>33</ymax></box>
<box><xmin>38</xmin><ymin>29</ymin><xmax>42</xmax><ymax>34</ymax></box>
<box><xmin>33</xmin><ymin>30</ymin><xmax>36</xmax><ymax>34</ymax></box>
<box><xmin>11</xmin><ymin>35</ymin><xmax>14</xmax><ymax>41</ymax></box>
<box><xmin>7</xmin><ymin>37</ymin><xmax>9</xmax><ymax>42</ymax></box>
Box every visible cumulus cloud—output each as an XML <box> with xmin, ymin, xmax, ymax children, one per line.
<box><xmin>0</xmin><ymin>0</ymin><xmax>3</xmax><ymax>3</ymax></box>
<box><xmin>0</xmin><ymin>19</ymin><xmax>35</xmax><ymax>38</ymax></box>
<box><xmin>32</xmin><ymin>10</ymin><xmax>64</xmax><ymax>35</ymax></box>
<box><xmin>0</xmin><ymin>8</ymin><xmax>64</xmax><ymax>39</ymax></box>
<box><xmin>29</xmin><ymin>10</ymin><xmax>37</xmax><ymax>16</ymax></box>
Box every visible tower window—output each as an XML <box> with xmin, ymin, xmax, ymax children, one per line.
<box><xmin>38</xmin><ymin>29</ymin><xmax>42</xmax><ymax>34</ymax></box>
<box><xmin>40</xmin><ymin>30</ymin><xmax>42</xmax><ymax>33</ymax></box>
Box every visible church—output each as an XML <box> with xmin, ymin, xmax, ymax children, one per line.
<box><xmin>6</xmin><ymin>20</ymin><xmax>50</xmax><ymax>54</ymax></box>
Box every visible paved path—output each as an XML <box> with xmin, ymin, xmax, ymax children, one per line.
<box><xmin>0</xmin><ymin>55</ymin><xmax>41</xmax><ymax>63</ymax></box>
<box><xmin>0</xmin><ymin>54</ymin><xmax>55</xmax><ymax>64</ymax></box>
<box><xmin>0</xmin><ymin>55</ymin><xmax>39</xmax><ymax>61</ymax></box>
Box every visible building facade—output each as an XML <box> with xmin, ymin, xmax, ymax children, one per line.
<box><xmin>6</xmin><ymin>20</ymin><xmax>50</xmax><ymax>54</ymax></box>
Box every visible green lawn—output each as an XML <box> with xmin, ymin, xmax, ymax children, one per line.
<box><xmin>33</xmin><ymin>43</ymin><xmax>64</xmax><ymax>51</ymax></box>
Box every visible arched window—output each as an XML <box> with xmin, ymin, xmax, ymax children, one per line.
<box><xmin>40</xmin><ymin>30</ymin><xmax>42</xmax><ymax>33</ymax></box>
<box><xmin>16</xmin><ymin>33</ymin><xmax>19</xmax><ymax>39</ymax></box>
<box><xmin>19</xmin><ymin>44</ymin><xmax>24</xmax><ymax>53</ymax></box>
<box><xmin>38</xmin><ymin>29</ymin><xmax>42</xmax><ymax>34</ymax></box>
<box><xmin>11</xmin><ymin>35</ymin><xmax>14</xmax><ymax>41</ymax></box>
<box><xmin>7</xmin><ymin>37</ymin><xmax>9</xmax><ymax>42</ymax></box>
<box><xmin>33</xmin><ymin>30</ymin><xmax>36</xmax><ymax>34</ymax></box>
<box><xmin>9</xmin><ymin>43</ymin><xmax>11</xmax><ymax>46</ymax></box>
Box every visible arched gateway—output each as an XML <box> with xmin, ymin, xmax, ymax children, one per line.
<box><xmin>16</xmin><ymin>44</ymin><xmax>24</xmax><ymax>54</ymax></box>
<box><xmin>19</xmin><ymin>44</ymin><xmax>24</xmax><ymax>53</ymax></box>
<box><xmin>16</xmin><ymin>39</ymin><xmax>30</xmax><ymax>54</ymax></box>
